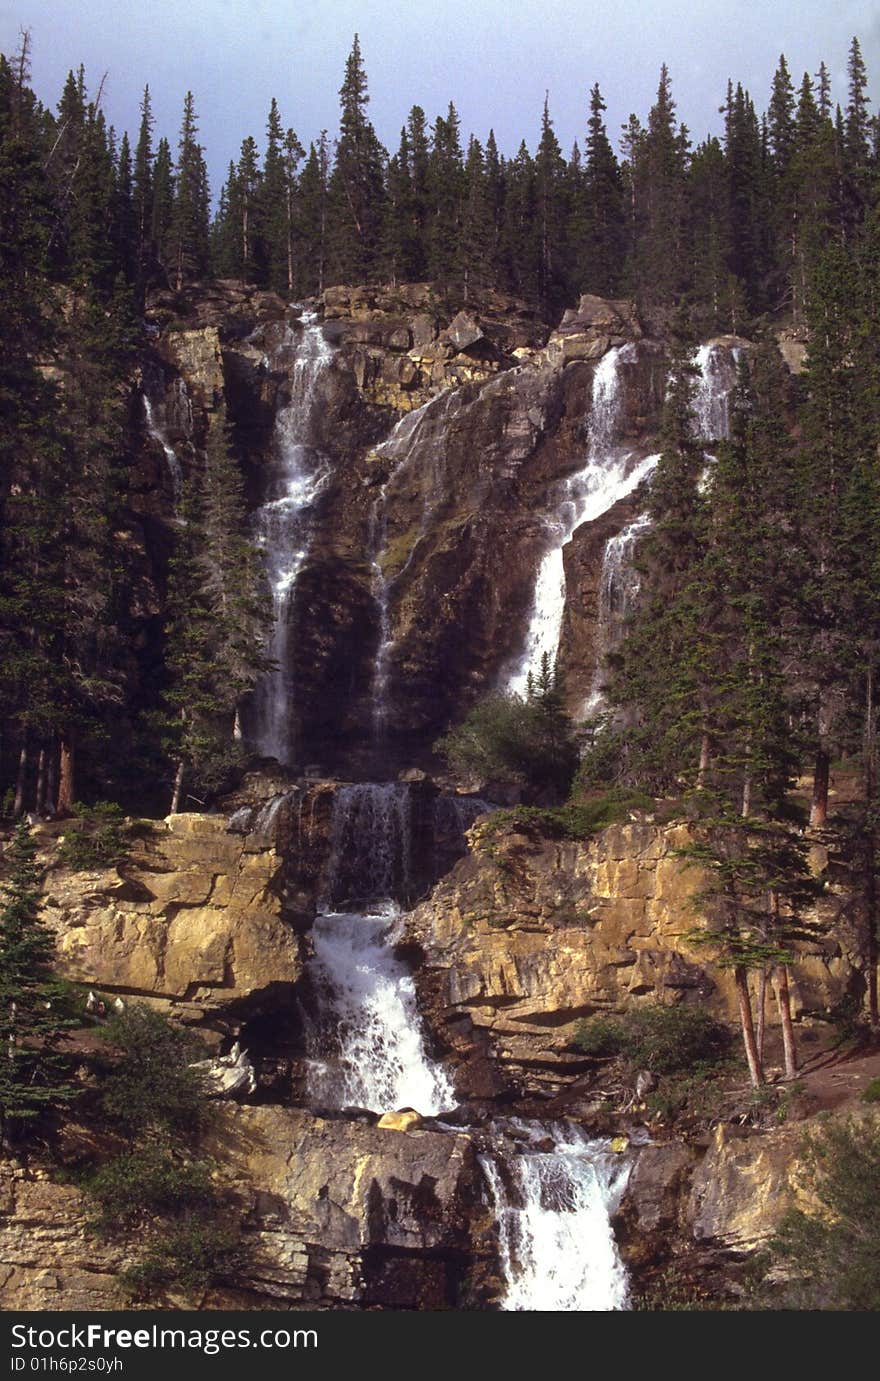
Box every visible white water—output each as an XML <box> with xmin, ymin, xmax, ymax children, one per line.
<box><xmin>302</xmin><ymin>783</ymin><xmax>455</xmax><ymax>1115</ymax></box>
<box><xmin>142</xmin><ymin>387</ymin><xmax>186</xmax><ymax>500</ymax></box>
<box><xmin>583</xmin><ymin>509</ymin><xmax>653</xmax><ymax>715</ymax></box>
<box><xmin>692</xmin><ymin>343</ymin><xmax>738</xmax><ymax>443</ymax></box>
<box><xmin>481</xmin><ymin>1122</ymin><xmax>631</xmax><ymax>1311</ymax></box>
<box><xmin>250</xmin><ymin>311</ymin><xmax>333</xmax><ymax>763</ymax></box>
<box><xmin>367</xmin><ymin>390</ymin><xmax>463</xmax><ymax>737</ymax></box>
<box><xmin>305</xmin><ymin>902</ymin><xmax>455</xmax><ymax>1115</ymax></box>
<box><xmin>507</xmin><ymin>345</ymin><xmax>655</xmax><ymax>695</ymax></box>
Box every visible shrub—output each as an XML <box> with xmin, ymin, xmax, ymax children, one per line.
<box><xmin>572</xmin><ymin>1015</ymin><xmax>625</xmax><ymax>1057</ymax></box>
<box><xmin>83</xmin><ymin>1148</ymin><xmax>213</xmax><ymax>1230</ymax></box>
<box><xmin>574</xmin><ymin>1003</ymin><xmax>733</xmax><ymax>1075</ymax></box>
<box><xmin>436</xmin><ymin>657</ymin><xmax>579</xmax><ymax>800</ymax></box>
<box><xmin>120</xmin><ymin>1217</ymin><xmax>242</xmax><ymax>1299</ymax></box>
<box><xmin>861</xmin><ymin>1077</ymin><xmax>880</xmax><ymax>1105</ymax></box>
<box><xmin>769</xmin><ymin>1114</ymin><xmax>880</xmax><ymax>1310</ymax></box>
<box><xmin>57</xmin><ymin>802</ymin><xmax>129</xmax><ymax>870</ymax></box>
<box><xmin>477</xmin><ymin>789</ymin><xmax>655</xmax><ymax>843</ymax></box>
<box><xmin>97</xmin><ymin>1005</ymin><xmax>211</xmax><ymax>1139</ymax></box>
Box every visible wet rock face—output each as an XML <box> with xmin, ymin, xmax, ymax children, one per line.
<box><xmin>142</xmin><ymin>280</ymin><xmax>670</xmax><ymax>775</ymax></box>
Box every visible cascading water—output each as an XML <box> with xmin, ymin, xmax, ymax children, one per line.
<box><xmin>480</xmin><ymin>1122</ymin><xmax>631</xmax><ymax>1311</ymax></box>
<box><xmin>302</xmin><ymin>783</ymin><xmax>455</xmax><ymax>1115</ymax></box>
<box><xmin>142</xmin><ymin>376</ymin><xmax>191</xmax><ymax>501</ymax></box>
<box><xmin>506</xmin><ymin>344</ymin><xmax>656</xmax><ymax>695</ymax></box>
<box><xmin>367</xmin><ymin>389</ymin><xmax>464</xmax><ymax>737</ymax></box>
<box><xmin>583</xmin><ymin>510</ymin><xmax>653</xmax><ymax>715</ymax></box>
<box><xmin>249</xmin><ymin>311</ymin><xmax>333</xmax><ymax>764</ymax></box>
<box><xmin>692</xmin><ymin>343</ymin><xmax>738</xmax><ymax>444</ymax></box>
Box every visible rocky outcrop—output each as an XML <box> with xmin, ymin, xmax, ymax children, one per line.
<box><xmin>408</xmin><ymin>816</ymin><xmax>855</xmax><ymax>1099</ymax></box>
<box><xmin>0</xmin><ymin>1106</ymin><xmax>487</xmax><ymax>1312</ymax></box>
<box><xmin>40</xmin><ymin>814</ymin><xmax>299</xmax><ymax>1035</ymax></box>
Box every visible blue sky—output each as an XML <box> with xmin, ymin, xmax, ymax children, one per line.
<box><xmin>2</xmin><ymin>0</ymin><xmax>878</xmax><ymax>197</ymax></box>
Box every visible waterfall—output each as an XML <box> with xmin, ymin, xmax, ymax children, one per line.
<box><xmin>583</xmin><ymin>509</ymin><xmax>653</xmax><ymax>715</ymax></box>
<box><xmin>302</xmin><ymin>783</ymin><xmax>455</xmax><ymax>1115</ymax></box>
<box><xmin>142</xmin><ymin>379</ymin><xmax>190</xmax><ymax>501</ymax></box>
<box><xmin>692</xmin><ymin>343</ymin><xmax>738</xmax><ymax>443</ymax></box>
<box><xmin>367</xmin><ymin>389</ymin><xmax>464</xmax><ymax>737</ymax></box>
<box><xmin>249</xmin><ymin>311</ymin><xmax>333</xmax><ymax>764</ymax></box>
<box><xmin>481</xmin><ymin>1122</ymin><xmax>631</xmax><ymax>1311</ymax></box>
<box><xmin>506</xmin><ymin>344</ymin><xmax>655</xmax><ymax>696</ymax></box>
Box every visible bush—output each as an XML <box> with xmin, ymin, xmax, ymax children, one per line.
<box><xmin>81</xmin><ymin>1004</ymin><xmax>241</xmax><ymax>1302</ymax></box>
<box><xmin>57</xmin><ymin>802</ymin><xmax>129</xmax><ymax>870</ymax></box>
<box><xmin>435</xmin><ymin>658</ymin><xmax>579</xmax><ymax>800</ymax></box>
<box><xmin>477</xmin><ymin>789</ymin><xmax>655</xmax><ymax>843</ymax></box>
<box><xmin>98</xmin><ymin>1005</ymin><xmax>211</xmax><ymax>1139</ymax></box>
<box><xmin>769</xmin><ymin>1114</ymin><xmax>880</xmax><ymax>1310</ymax></box>
<box><xmin>861</xmin><ymin>1077</ymin><xmax>880</xmax><ymax>1105</ymax></box>
<box><xmin>83</xmin><ymin>1148</ymin><xmax>213</xmax><ymax>1230</ymax></box>
<box><xmin>574</xmin><ymin>1003</ymin><xmax>733</xmax><ymax>1075</ymax></box>
<box><xmin>120</xmin><ymin>1217</ymin><xmax>242</xmax><ymax>1299</ymax></box>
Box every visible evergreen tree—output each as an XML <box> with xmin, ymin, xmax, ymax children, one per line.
<box><xmin>170</xmin><ymin>92</ymin><xmax>209</xmax><ymax>290</ymax></box>
<box><xmin>327</xmin><ymin>35</ymin><xmax>385</xmax><ymax>283</ymax></box>
<box><xmin>165</xmin><ymin>412</ymin><xmax>270</xmax><ymax>810</ymax></box>
<box><xmin>581</xmin><ymin>82</ymin><xmax>625</xmax><ymax>296</ymax></box>
<box><xmin>534</xmin><ymin>94</ymin><xmax>569</xmax><ymax>312</ymax></box>
<box><xmin>426</xmin><ymin>102</ymin><xmax>464</xmax><ymax>291</ymax></box>
<box><xmin>0</xmin><ymin>822</ymin><xmax>75</xmax><ymax>1145</ymax></box>
<box><xmin>132</xmin><ymin>85</ymin><xmax>154</xmax><ymax>291</ymax></box>
<box><xmin>150</xmin><ymin>136</ymin><xmax>174</xmax><ymax>281</ymax></box>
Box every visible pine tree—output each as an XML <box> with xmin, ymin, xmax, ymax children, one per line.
<box><xmin>426</xmin><ymin>102</ymin><xmax>464</xmax><ymax>292</ymax></box>
<box><xmin>0</xmin><ymin>822</ymin><xmax>75</xmax><ymax>1145</ymax></box>
<box><xmin>581</xmin><ymin>83</ymin><xmax>625</xmax><ymax>296</ymax></box>
<box><xmin>534</xmin><ymin>94</ymin><xmax>568</xmax><ymax>312</ymax></box>
<box><xmin>328</xmin><ymin>35</ymin><xmax>385</xmax><ymax>283</ymax></box>
<box><xmin>150</xmin><ymin>136</ymin><xmax>174</xmax><ymax>281</ymax></box>
<box><xmin>132</xmin><ymin>86</ymin><xmax>154</xmax><ymax>291</ymax></box>
<box><xmin>170</xmin><ymin>92</ymin><xmax>209</xmax><ymax>290</ymax></box>
<box><xmin>165</xmin><ymin>412</ymin><xmax>270</xmax><ymax>810</ymax></box>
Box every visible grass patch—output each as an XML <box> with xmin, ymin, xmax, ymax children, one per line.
<box><xmin>57</xmin><ymin>802</ymin><xmax>129</xmax><ymax>870</ymax></box>
<box><xmin>477</xmin><ymin>788</ymin><xmax>655</xmax><ymax>843</ymax></box>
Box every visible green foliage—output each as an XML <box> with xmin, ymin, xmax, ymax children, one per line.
<box><xmin>862</xmin><ymin>1077</ymin><xmax>880</xmax><ymax>1105</ymax></box>
<box><xmin>0</xmin><ymin>822</ymin><xmax>76</xmax><ymax>1140</ymax></box>
<box><xmin>78</xmin><ymin>1003</ymin><xmax>240</xmax><ymax>1302</ymax></box>
<box><xmin>83</xmin><ymin>1147</ymin><xmax>213</xmax><ymax>1230</ymax></box>
<box><xmin>476</xmin><ymin>789</ymin><xmax>653</xmax><ymax>842</ymax></box>
<box><xmin>57</xmin><ymin>801</ymin><xmax>128</xmax><ymax>870</ymax></box>
<box><xmin>769</xmin><ymin>1114</ymin><xmax>880</xmax><ymax>1310</ymax></box>
<box><xmin>119</xmin><ymin>1217</ymin><xmax>241</xmax><ymax>1300</ymax></box>
<box><xmin>573</xmin><ymin>1002</ymin><xmax>733</xmax><ymax>1075</ymax></box>
<box><xmin>436</xmin><ymin>655</ymin><xmax>579</xmax><ymax>800</ymax></box>
<box><xmin>96</xmin><ymin>1004</ymin><xmax>210</xmax><ymax>1139</ymax></box>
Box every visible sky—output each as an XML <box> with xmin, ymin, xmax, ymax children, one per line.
<box><xmin>1</xmin><ymin>0</ymin><xmax>879</xmax><ymax>198</ymax></box>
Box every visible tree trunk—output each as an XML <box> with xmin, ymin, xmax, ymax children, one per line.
<box><xmin>775</xmin><ymin>964</ymin><xmax>798</xmax><ymax>1079</ymax></box>
<box><xmin>864</xmin><ymin>663</ymin><xmax>878</xmax><ymax>1030</ymax></box>
<box><xmin>56</xmin><ymin>732</ymin><xmax>75</xmax><ymax>817</ymax></box>
<box><xmin>35</xmin><ymin>747</ymin><xmax>47</xmax><ymax>817</ymax></box>
<box><xmin>46</xmin><ymin>740</ymin><xmax>58</xmax><ymax>818</ymax></box>
<box><xmin>810</xmin><ymin>748</ymin><xmax>830</xmax><ymax>828</ymax></box>
<box><xmin>170</xmin><ymin>758</ymin><xmax>185</xmax><ymax>815</ymax></box>
<box><xmin>735</xmin><ymin>964</ymin><xmax>764</xmax><ymax>1086</ymax></box>
<box><xmin>13</xmin><ymin>733</ymin><xmax>29</xmax><ymax>816</ymax></box>
<box><xmin>697</xmin><ymin>732</ymin><xmax>711</xmax><ymax>789</ymax></box>
<box><xmin>755</xmin><ymin>965</ymin><xmax>767</xmax><ymax>1062</ymax></box>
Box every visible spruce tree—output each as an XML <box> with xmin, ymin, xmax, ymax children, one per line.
<box><xmin>0</xmin><ymin>822</ymin><xmax>74</xmax><ymax>1145</ymax></box>
<box><xmin>170</xmin><ymin>92</ymin><xmax>209</xmax><ymax>290</ymax></box>
<box><xmin>582</xmin><ymin>83</ymin><xmax>625</xmax><ymax>296</ymax></box>
<box><xmin>328</xmin><ymin>35</ymin><xmax>385</xmax><ymax>283</ymax></box>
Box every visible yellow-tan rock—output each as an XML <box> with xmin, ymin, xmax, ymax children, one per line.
<box><xmin>41</xmin><ymin>814</ymin><xmax>300</xmax><ymax>1019</ymax></box>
